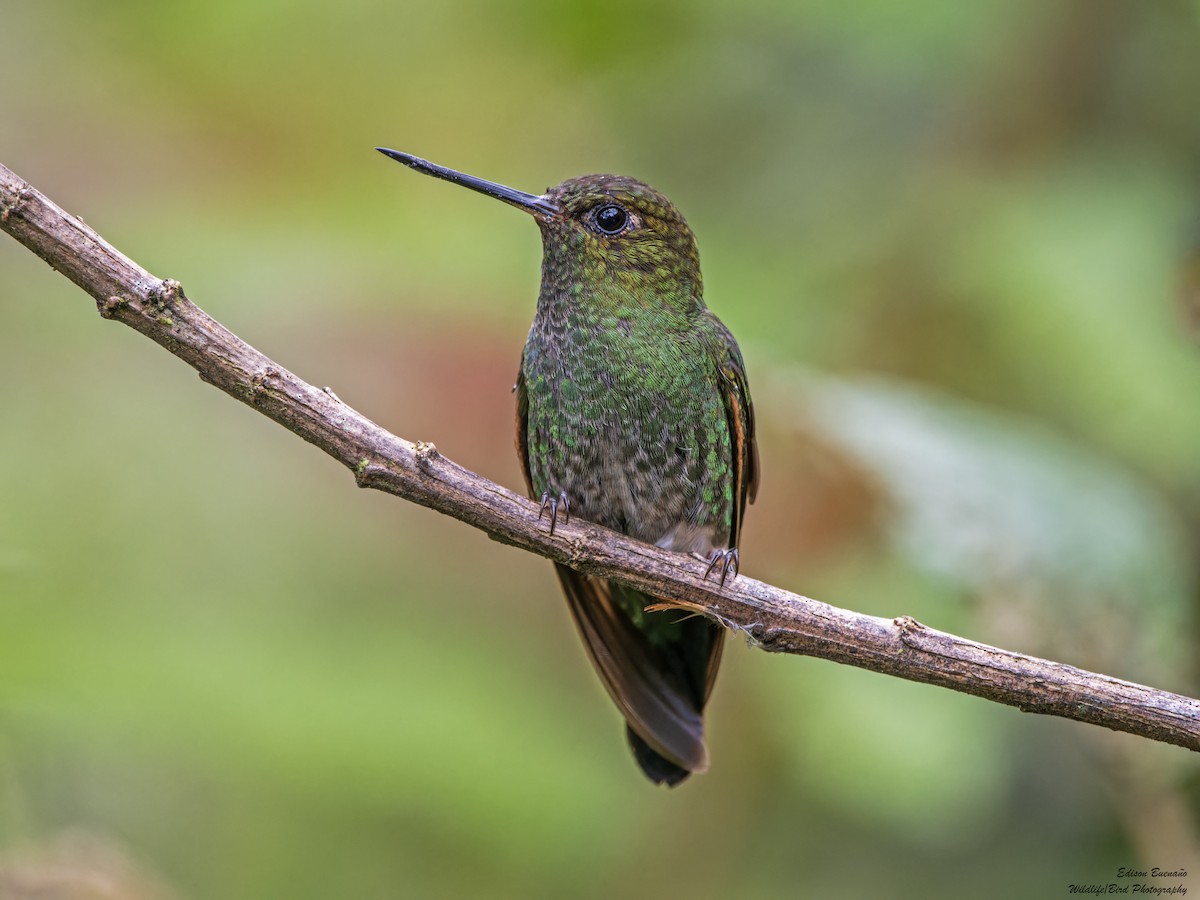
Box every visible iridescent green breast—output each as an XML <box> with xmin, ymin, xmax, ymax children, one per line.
<box><xmin>520</xmin><ymin>298</ymin><xmax>735</xmax><ymax>553</ymax></box>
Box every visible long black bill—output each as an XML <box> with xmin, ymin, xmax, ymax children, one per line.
<box><xmin>377</xmin><ymin>148</ymin><xmax>560</xmax><ymax>220</ymax></box>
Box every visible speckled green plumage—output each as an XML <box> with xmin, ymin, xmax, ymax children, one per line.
<box><xmin>522</xmin><ymin>178</ymin><xmax>740</xmax><ymax>547</ymax></box>
<box><xmin>379</xmin><ymin>149</ymin><xmax>757</xmax><ymax>786</ymax></box>
<box><xmin>516</xmin><ymin>175</ymin><xmax>758</xmax><ymax>785</ymax></box>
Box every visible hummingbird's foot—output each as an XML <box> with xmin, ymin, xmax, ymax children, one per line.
<box><xmin>538</xmin><ymin>490</ymin><xmax>570</xmax><ymax>535</ymax></box>
<box><xmin>703</xmin><ymin>548</ymin><xmax>740</xmax><ymax>587</ymax></box>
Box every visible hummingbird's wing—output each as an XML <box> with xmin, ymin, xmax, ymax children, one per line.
<box><xmin>515</xmin><ymin>366</ymin><xmax>713</xmax><ymax>781</ymax></box>
<box><xmin>709</xmin><ymin>313</ymin><xmax>760</xmax><ymax>551</ymax></box>
<box><xmin>690</xmin><ymin>314</ymin><xmax>757</xmax><ymax>709</ymax></box>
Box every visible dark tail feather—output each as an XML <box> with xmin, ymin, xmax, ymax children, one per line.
<box><xmin>627</xmin><ymin>726</ymin><xmax>691</xmax><ymax>787</ymax></box>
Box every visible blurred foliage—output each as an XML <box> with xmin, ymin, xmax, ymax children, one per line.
<box><xmin>796</xmin><ymin>371</ymin><xmax>1193</xmax><ymax>682</ymax></box>
<box><xmin>2</xmin><ymin>1</ymin><xmax>1200</xmax><ymax>898</ymax></box>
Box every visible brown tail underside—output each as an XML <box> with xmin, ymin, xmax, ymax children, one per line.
<box><xmin>553</xmin><ymin>562</ymin><xmax>724</xmax><ymax>785</ymax></box>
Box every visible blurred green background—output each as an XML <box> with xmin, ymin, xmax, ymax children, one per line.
<box><xmin>3</xmin><ymin>1</ymin><xmax>1200</xmax><ymax>897</ymax></box>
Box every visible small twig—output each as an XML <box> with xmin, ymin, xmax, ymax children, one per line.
<box><xmin>3</xmin><ymin>160</ymin><xmax>1198</xmax><ymax>753</ymax></box>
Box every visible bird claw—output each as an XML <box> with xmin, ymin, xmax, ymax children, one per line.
<box><xmin>703</xmin><ymin>548</ymin><xmax>740</xmax><ymax>586</ymax></box>
<box><xmin>539</xmin><ymin>490</ymin><xmax>570</xmax><ymax>535</ymax></box>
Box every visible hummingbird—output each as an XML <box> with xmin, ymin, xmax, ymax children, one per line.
<box><xmin>378</xmin><ymin>148</ymin><xmax>758</xmax><ymax>786</ymax></box>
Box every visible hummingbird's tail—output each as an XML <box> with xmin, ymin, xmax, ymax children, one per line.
<box><xmin>553</xmin><ymin>563</ymin><xmax>724</xmax><ymax>787</ymax></box>
<box><xmin>626</xmin><ymin>727</ymin><xmax>692</xmax><ymax>786</ymax></box>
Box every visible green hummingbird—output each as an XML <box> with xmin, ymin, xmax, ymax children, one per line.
<box><xmin>378</xmin><ymin>148</ymin><xmax>758</xmax><ymax>786</ymax></box>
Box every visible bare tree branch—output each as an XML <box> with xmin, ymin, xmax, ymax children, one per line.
<box><xmin>3</xmin><ymin>160</ymin><xmax>1198</xmax><ymax>753</ymax></box>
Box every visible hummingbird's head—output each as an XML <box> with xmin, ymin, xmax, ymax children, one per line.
<box><xmin>377</xmin><ymin>149</ymin><xmax>703</xmax><ymax>312</ymax></box>
<box><xmin>538</xmin><ymin>174</ymin><xmax>702</xmax><ymax>307</ymax></box>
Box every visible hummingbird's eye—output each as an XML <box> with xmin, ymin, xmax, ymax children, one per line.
<box><xmin>594</xmin><ymin>204</ymin><xmax>630</xmax><ymax>236</ymax></box>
